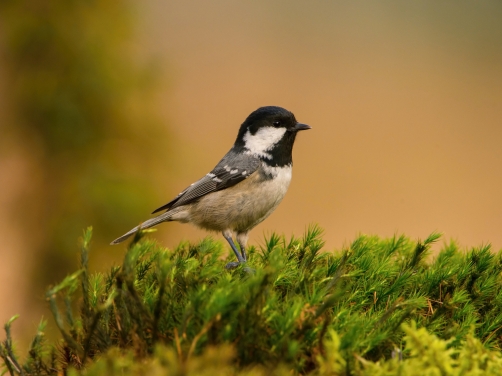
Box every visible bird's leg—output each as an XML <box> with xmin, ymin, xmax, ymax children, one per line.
<box><xmin>236</xmin><ymin>232</ymin><xmax>254</xmax><ymax>274</ymax></box>
<box><xmin>236</xmin><ymin>232</ymin><xmax>249</xmax><ymax>262</ymax></box>
<box><xmin>223</xmin><ymin>230</ymin><xmax>245</xmax><ymax>269</ymax></box>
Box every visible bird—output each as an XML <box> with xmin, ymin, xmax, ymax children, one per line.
<box><xmin>111</xmin><ymin>106</ymin><xmax>311</xmax><ymax>269</ymax></box>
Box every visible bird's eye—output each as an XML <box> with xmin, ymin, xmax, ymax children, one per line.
<box><xmin>273</xmin><ymin>121</ymin><xmax>281</xmax><ymax>127</ymax></box>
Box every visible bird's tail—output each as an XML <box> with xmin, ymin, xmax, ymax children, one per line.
<box><xmin>110</xmin><ymin>211</ymin><xmax>174</xmax><ymax>245</ymax></box>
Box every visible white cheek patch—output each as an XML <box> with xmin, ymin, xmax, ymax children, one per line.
<box><xmin>243</xmin><ymin>127</ymin><xmax>287</xmax><ymax>159</ymax></box>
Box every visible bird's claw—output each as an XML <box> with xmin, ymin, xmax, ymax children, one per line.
<box><xmin>225</xmin><ymin>261</ymin><xmax>241</xmax><ymax>270</ymax></box>
<box><xmin>242</xmin><ymin>266</ymin><xmax>255</xmax><ymax>274</ymax></box>
<box><xmin>225</xmin><ymin>262</ymin><xmax>255</xmax><ymax>274</ymax></box>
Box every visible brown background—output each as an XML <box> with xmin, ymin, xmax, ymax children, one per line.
<box><xmin>147</xmin><ymin>1</ymin><xmax>502</xmax><ymax>252</ymax></box>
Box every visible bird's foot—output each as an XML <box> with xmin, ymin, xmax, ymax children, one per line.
<box><xmin>225</xmin><ymin>262</ymin><xmax>255</xmax><ymax>274</ymax></box>
<box><xmin>225</xmin><ymin>261</ymin><xmax>241</xmax><ymax>270</ymax></box>
<box><xmin>242</xmin><ymin>266</ymin><xmax>255</xmax><ymax>274</ymax></box>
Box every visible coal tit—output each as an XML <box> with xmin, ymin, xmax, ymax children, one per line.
<box><xmin>111</xmin><ymin>106</ymin><xmax>311</xmax><ymax>269</ymax></box>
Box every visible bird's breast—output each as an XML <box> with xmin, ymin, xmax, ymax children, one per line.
<box><xmin>257</xmin><ymin>163</ymin><xmax>292</xmax><ymax>198</ymax></box>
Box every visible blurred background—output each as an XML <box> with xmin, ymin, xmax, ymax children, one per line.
<box><xmin>0</xmin><ymin>0</ymin><xmax>501</xmax><ymax>345</ymax></box>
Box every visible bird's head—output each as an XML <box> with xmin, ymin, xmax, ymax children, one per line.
<box><xmin>234</xmin><ymin>106</ymin><xmax>311</xmax><ymax>165</ymax></box>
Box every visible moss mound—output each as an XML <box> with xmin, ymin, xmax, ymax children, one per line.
<box><xmin>2</xmin><ymin>226</ymin><xmax>502</xmax><ymax>375</ymax></box>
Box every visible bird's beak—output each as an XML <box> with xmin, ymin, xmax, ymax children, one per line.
<box><xmin>294</xmin><ymin>123</ymin><xmax>312</xmax><ymax>131</ymax></box>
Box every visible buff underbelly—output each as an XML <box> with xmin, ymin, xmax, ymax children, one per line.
<box><xmin>187</xmin><ymin>170</ymin><xmax>290</xmax><ymax>233</ymax></box>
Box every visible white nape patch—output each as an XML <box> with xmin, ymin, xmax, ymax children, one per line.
<box><xmin>243</xmin><ymin>127</ymin><xmax>287</xmax><ymax>159</ymax></box>
<box><xmin>213</xmin><ymin>177</ymin><xmax>222</xmax><ymax>183</ymax></box>
<box><xmin>207</xmin><ymin>173</ymin><xmax>215</xmax><ymax>178</ymax></box>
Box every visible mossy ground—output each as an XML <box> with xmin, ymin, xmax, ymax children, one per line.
<box><xmin>1</xmin><ymin>226</ymin><xmax>502</xmax><ymax>375</ymax></box>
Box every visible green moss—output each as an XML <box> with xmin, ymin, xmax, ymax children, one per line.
<box><xmin>2</xmin><ymin>226</ymin><xmax>502</xmax><ymax>375</ymax></box>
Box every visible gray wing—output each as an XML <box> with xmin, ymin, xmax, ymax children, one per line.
<box><xmin>152</xmin><ymin>150</ymin><xmax>260</xmax><ymax>214</ymax></box>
